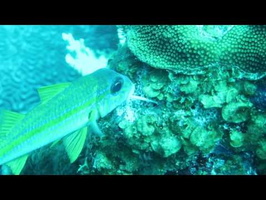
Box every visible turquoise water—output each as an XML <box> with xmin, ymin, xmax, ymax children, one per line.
<box><xmin>0</xmin><ymin>25</ymin><xmax>265</xmax><ymax>175</ymax></box>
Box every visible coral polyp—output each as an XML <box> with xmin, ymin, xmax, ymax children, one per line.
<box><xmin>121</xmin><ymin>25</ymin><xmax>266</xmax><ymax>79</ymax></box>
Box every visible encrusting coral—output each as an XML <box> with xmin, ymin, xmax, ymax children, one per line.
<box><xmin>103</xmin><ymin>37</ymin><xmax>265</xmax><ymax>174</ymax></box>
<box><xmin>120</xmin><ymin>25</ymin><xmax>266</xmax><ymax>79</ymax></box>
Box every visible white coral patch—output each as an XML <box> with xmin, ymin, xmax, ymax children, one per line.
<box><xmin>116</xmin><ymin>103</ymin><xmax>136</xmax><ymax>123</ymax></box>
<box><xmin>62</xmin><ymin>33</ymin><xmax>108</xmax><ymax>75</ymax></box>
<box><xmin>117</xmin><ymin>27</ymin><xmax>126</xmax><ymax>45</ymax></box>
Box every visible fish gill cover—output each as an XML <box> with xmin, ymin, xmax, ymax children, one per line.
<box><xmin>0</xmin><ymin>25</ymin><xmax>265</xmax><ymax>175</ymax></box>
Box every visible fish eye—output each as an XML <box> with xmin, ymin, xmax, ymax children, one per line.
<box><xmin>111</xmin><ymin>78</ymin><xmax>123</xmax><ymax>95</ymax></box>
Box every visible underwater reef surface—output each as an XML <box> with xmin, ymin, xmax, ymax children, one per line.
<box><xmin>1</xmin><ymin>25</ymin><xmax>266</xmax><ymax>175</ymax></box>
<box><xmin>84</xmin><ymin>45</ymin><xmax>263</xmax><ymax>175</ymax></box>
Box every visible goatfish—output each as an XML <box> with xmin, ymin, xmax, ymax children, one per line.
<box><xmin>0</xmin><ymin>68</ymin><xmax>136</xmax><ymax>175</ymax></box>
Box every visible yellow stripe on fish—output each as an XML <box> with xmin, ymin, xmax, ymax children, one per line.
<box><xmin>0</xmin><ymin>68</ymin><xmax>134</xmax><ymax>175</ymax></box>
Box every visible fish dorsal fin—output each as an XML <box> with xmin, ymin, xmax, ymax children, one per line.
<box><xmin>5</xmin><ymin>154</ymin><xmax>29</xmax><ymax>175</ymax></box>
<box><xmin>37</xmin><ymin>82</ymin><xmax>71</xmax><ymax>103</ymax></box>
<box><xmin>0</xmin><ymin>110</ymin><xmax>25</xmax><ymax>137</ymax></box>
<box><xmin>63</xmin><ymin>127</ymin><xmax>88</xmax><ymax>163</ymax></box>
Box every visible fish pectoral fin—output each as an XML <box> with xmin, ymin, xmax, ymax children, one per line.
<box><xmin>63</xmin><ymin>127</ymin><xmax>88</xmax><ymax>163</ymax></box>
<box><xmin>50</xmin><ymin>138</ymin><xmax>61</xmax><ymax>148</ymax></box>
<box><xmin>88</xmin><ymin>109</ymin><xmax>99</xmax><ymax>121</ymax></box>
<box><xmin>88</xmin><ymin>120</ymin><xmax>103</xmax><ymax>137</ymax></box>
<box><xmin>87</xmin><ymin>110</ymin><xmax>103</xmax><ymax>136</ymax></box>
<box><xmin>5</xmin><ymin>154</ymin><xmax>29</xmax><ymax>175</ymax></box>
<box><xmin>37</xmin><ymin>82</ymin><xmax>71</xmax><ymax>103</ymax></box>
<box><xmin>0</xmin><ymin>110</ymin><xmax>25</xmax><ymax>138</ymax></box>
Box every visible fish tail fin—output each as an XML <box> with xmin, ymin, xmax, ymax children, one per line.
<box><xmin>0</xmin><ymin>109</ymin><xmax>27</xmax><ymax>175</ymax></box>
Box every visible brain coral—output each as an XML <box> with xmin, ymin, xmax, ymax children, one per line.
<box><xmin>0</xmin><ymin>25</ymin><xmax>118</xmax><ymax>114</ymax></box>
<box><xmin>121</xmin><ymin>25</ymin><xmax>266</xmax><ymax>77</ymax></box>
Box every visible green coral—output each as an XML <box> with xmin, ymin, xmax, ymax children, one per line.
<box><xmin>220</xmin><ymin>25</ymin><xmax>266</xmax><ymax>74</ymax></box>
<box><xmin>121</xmin><ymin>25</ymin><xmax>266</xmax><ymax>78</ymax></box>
<box><xmin>151</xmin><ymin>127</ymin><xmax>182</xmax><ymax>157</ymax></box>
<box><xmin>199</xmin><ymin>80</ymin><xmax>242</xmax><ymax>109</ymax></box>
<box><xmin>122</xmin><ymin>25</ymin><xmax>219</xmax><ymax>75</ymax></box>
<box><xmin>222</xmin><ymin>101</ymin><xmax>252</xmax><ymax>123</ymax></box>
<box><xmin>76</xmin><ymin>59</ymin><xmax>262</xmax><ymax>174</ymax></box>
<box><xmin>142</xmin><ymin>69</ymin><xmax>169</xmax><ymax>99</ymax></box>
<box><xmin>92</xmin><ymin>151</ymin><xmax>113</xmax><ymax>170</ymax></box>
<box><xmin>199</xmin><ymin>94</ymin><xmax>224</xmax><ymax>108</ymax></box>
<box><xmin>210</xmin><ymin>155</ymin><xmax>252</xmax><ymax>175</ymax></box>
<box><xmin>246</xmin><ymin>112</ymin><xmax>266</xmax><ymax>142</ymax></box>
<box><xmin>189</xmin><ymin>126</ymin><xmax>222</xmax><ymax>153</ymax></box>
<box><xmin>256</xmin><ymin>140</ymin><xmax>266</xmax><ymax>160</ymax></box>
<box><xmin>243</xmin><ymin>81</ymin><xmax>257</xmax><ymax>96</ymax></box>
<box><xmin>118</xmin><ymin>114</ymin><xmax>158</xmax><ymax>151</ymax></box>
<box><xmin>95</xmin><ymin>29</ymin><xmax>266</xmax><ymax>174</ymax></box>
<box><xmin>229</xmin><ymin>130</ymin><xmax>244</xmax><ymax>148</ymax></box>
<box><xmin>249</xmin><ymin>113</ymin><xmax>266</xmax><ymax>134</ymax></box>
